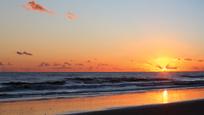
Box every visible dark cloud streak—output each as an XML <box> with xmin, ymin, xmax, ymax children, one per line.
<box><xmin>166</xmin><ymin>64</ymin><xmax>178</xmax><ymax>70</ymax></box>
<box><xmin>16</xmin><ymin>51</ymin><xmax>33</xmax><ymax>56</ymax></box>
<box><xmin>17</xmin><ymin>51</ymin><xmax>23</xmax><ymax>55</ymax></box>
<box><xmin>24</xmin><ymin>0</ymin><xmax>52</xmax><ymax>14</ymax></box>
<box><xmin>184</xmin><ymin>58</ymin><xmax>193</xmax><ymax>61</ymax></box>
<box><xmin>0</xmin><ymin>62</ymin><xmax>4</xmax><ymax>66</ymax></box>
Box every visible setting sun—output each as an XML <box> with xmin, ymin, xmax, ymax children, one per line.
<box><xmin>149</xmin><ymin>57</ymin><xmax>179</xmax><ymax>72</ymax></box>
<box><xmin>155</xmin><ymin>57</ymin><xmax>171</xmax><ymax>69</ymax></box>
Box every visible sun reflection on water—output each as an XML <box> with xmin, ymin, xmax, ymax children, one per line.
<box><xmin>162</xmin><ymin>89</ymin><xmax>168</xmax><ymax>103</ymax></box>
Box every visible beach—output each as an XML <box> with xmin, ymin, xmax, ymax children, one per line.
<box><xmin>71</xmin><ymin>99</ymin><xmax>204</xmax><ymax>115</ymax></box>
<box><xmin>1</xmin><ymin>87</ymin><xmax>204</xmax><ymax>115</ymax></box>
<box><xmin>1</xmin><ymin>0</ymin><xmax>204</xmax><ymax>114</ymax></box>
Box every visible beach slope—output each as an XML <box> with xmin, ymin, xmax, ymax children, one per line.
<box><xmin>71</xmin><ymin>99</ymin><xmax>204</xmax><ymax>115</ymax></box>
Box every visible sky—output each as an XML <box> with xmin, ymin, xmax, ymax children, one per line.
<box><xmin>0</xmin><ymin>0</ymin><xmax>204</xmax><ymax>72</ymax></box>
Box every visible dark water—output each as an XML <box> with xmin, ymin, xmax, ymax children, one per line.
<box><xmin>0</xmin><ymin>72</ymin><xmax>204</xmax><ymax>101</ymax></box>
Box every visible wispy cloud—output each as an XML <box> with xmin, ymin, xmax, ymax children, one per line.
<box><xmin>53</xmin><ymin>63</ymin><xmax>61</xmax><ymax>67</ymax></box>
<box><xmin>198</xmin><ymin>59</ymin><xmax>204</xmax><ymax>62</ymax></box>
<box><xmin>146</xmin><ymin>62</ymin><xmax>153</xmax><ymax>66</ymax></box>
<box><xmin>7</xmin><ymin>62</ymin><xmax>13</xmax><ymax>66</ymax></box>
<box><xmin>184</xmin><ymin>58</ymin><xmax>193</xmax><ymax>61</ymax></box>
<box><xmin>52</xmin><ymin>64</ymin><xmax>72</xmax><ymax>69</ymax></box>
<box><xmin>38</xmin><ymin>61</ymin><xmax>74</xmax><ymax>69</ymax></box>
<box><xmin>86</xmin><ymin>60</ymin><xmax>91</xmax><ymax>63</ymax></box>
<box><xmin>177</xmin><ymin>57</ymin><xmax>204</xmax><ymax>63</ymax></box>
<box><xmin>16</xmin><ymin>51</ymin><xmax>33</xmax><ymax>56</ymax></box>
<box><xmin>53</xmin><ymin>66</ymin><xmax>72</xmax><ymax>70</ymax></box>
<box><xmin>0</xmin><ymin>62</ymin><xmax>4</xmax><ymax>66</ymax></box>
<box><xmin>23</xmin><ymin>51</ymin><xmax>33</xmax><ymax>56</ymax></box>
<box><xmin>75</xmin><ymin>63</ymin><xmax>84</xmax><ymax>66</ymax></box>
<box><xmin>166</xmin><ymin>64</ymin><xmax>177</xmax><ymax>70</ymax></box>
<box><xmin>66</xmin><ymin>12</ymin><xmax>78</xmax><ymax>21</ymax></box>
<box><xmin>39</xmin><ymin>62</ymin><xmax>50</xmax><ymax>67</ymax></box>
<box><xmin>156</xmin><ymin>64</ymin><xmax>163</xmax><ymax>70</ymax></box>
<box><xmin>0</xmin><ymin>62</ymin><xmax>13</xmax><ymax>66</ymax></box>
<box><xmin>88</xmin><ymin>66</ymin><xmax>93</xmax><ymax>70</ymax></box>
<box><xmin>24</xmin><ymin>0</ymin><xmax>52</xmax><ymax>14</ymax></box>
<box><xmin>177</xmin><ymin>58</ymin><xmax>181</xmax><ymax>61</ymax></box>
<box><xmin>193</xmin><ymin>67</ymin><xmax>200</xmax><ymax>70</ymax></box>
<box><xmin>64</xmin><ymin>62</ymin><xmax>72</xmax><ymax>66</ymax></box>
<box><xmin>17</xmin><ymin>51</ymin><xmax>23</xmax><ymax>55</ymax></box>
<box><xmin>97</xmin><ymin>63</ymin><xmax>109</xmax><ymax>66</ymax></box>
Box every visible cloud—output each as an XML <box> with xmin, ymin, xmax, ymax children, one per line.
<box><xmin>53</xmin><ymin>62</ymin><xmax>72</xmax><ymax>67</ymax></box>
<box><xmin>53</xmin><ymin>63</ymin><xmax>61</xmax><ymax>67</ymax></box>
<box><xmin>39</xmin><ymin>62</ymin><xmax>50</xmax><ymax>67</ymax></box>
<box><xmin>97</xmin><ymin>64</ymin><xmax>109</xmax><ymax>66</ymax></box>
<box><xmin>184</xmin><ymin>58</ymin><xmax>193</xmax><ymax>61</ymax></box>
<box><xmin>166</xmin><ymin>64</ymin><xmax>177</xmax><ymax>70</ymax></box>
<box><xmin>7</xmin><ymin>62</ymin><xmax>12</xmax><ymax>66</ymax></box>
<box><xmin>146</xmin><ymin>62</ymin><xmax>153</xmax><ymax>66</ymax></box>
<box><xmin>53</xmin><ymin>62</ymin><xmax>72</xmax><ymax>69</ymax></box>
<box><xmin>66</xmin><ymin>12</ymin><xmax>78</xmax><ymax>21</ymax></box>
<box><xmin>17</xmin><ymin>51</ymin><xmax>23</xmax><ymax>55</ymax></box>
<box><xmin>17</xmin><ymin>51</ymin><xmax>33</xmax><ymax>56</ymax></box>
<box><xmin>0</xmin><ymin>62</ymin><xmax>4</xmax><ymax>66</ymax></box>
<box><xmin>75</xmin><ymin>63</ymin><xmax>84</xmax><ymax>66</ymax></box>
<box><xmin>24</xmin><ymin>0</ymin><xmax>52</xmax><ymax>14</ymax></box>
<box><xmin>23</xmin><ymin>51</ymin><xmax>33</xmax><ymax>56</ymax></box>
<box><xmin>177</xmin><ymin>58</ymin><xmax>181</xmax><ymax>61</ymax></box>
<box><xmin>193</xmin><ymin>67</ymin><xmax>200</xmax><ymax>70</ymax></box>
<box><xmin>198</xmin><ymin>59</ymin><xmax>204</xmax><ymax>62</ymax></box>
<box><xmin>0</xmin><ymin>62</ymin><xmax>12</xmax><ymax>66</ymax></box>
<box><xmin>88</xmin><ymin>66</ymin><xmax>93</xmax><ymax>70</ymax></box>
<box><xmin>156</xmin><ymin>64</ymin><xmax>163</xmax><ymax>70</ymax></box>
<box><xmin>86</xmin><ymin>60</ymin><xmax>91</xmax><ymax>63</ymax></box>
<box><xmin>64</xmin><ymin>62</ymin><xmax>72</xmax><ymax>66</ymax></box>
<box><xmin>52</xmin><ymin>64</ymin><xmax>72</xmax><ymax>69</ymax></box>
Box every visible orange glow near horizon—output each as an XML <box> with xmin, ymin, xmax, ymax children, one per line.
<box><xmin>0</xmin><ymin>24</ymin><xmax>203</xmax><ymax>72</ymax></box>
<box><xmin>145</xmin><ymin>56</ymin><xmax>180</xmax><ymax>72</ymax></box>
<box><xmin>155</xmin><ymin>57</ymin><xmax>171</xmax><ymax>71</ymax></box>
<box><xmin>154</xmin><ymin>57</ymin><xmax>178</xmax><ymax>72</ymax></box>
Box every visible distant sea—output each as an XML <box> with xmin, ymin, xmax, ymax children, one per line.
<box><xmin>0</xmin><ymin>72</ymin><xmax>204</xmax><ymax>101</ymax></box>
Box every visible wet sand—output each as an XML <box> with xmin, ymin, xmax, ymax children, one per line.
<box><xmin>1</xmin><ymin>88</ymin><xmax>204</xmax><ymax>115</ymax></box>
<box><xmin>71</xmin><ymin>99</ymin><xmax>204</xmax><ymax>115</ymax></box>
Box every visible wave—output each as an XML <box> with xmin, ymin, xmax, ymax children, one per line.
<box><xmin>180</xmin><ymin>74</ymin><xmax>204</xmax><ymax>78</ymax></box>
<box><xmin>0</xmin><ymin>80</ymin><xmax>66</xmax><ymax>92</ymax></box>
<box><xmin>65</xmin><ymin>77</ymin><xmax>170</xmax><ymax>84</ymax></box>
<box><xmin>1</xmin><ymin>72</ymin><xmax>204</xmax><ymax>101</ymax></box>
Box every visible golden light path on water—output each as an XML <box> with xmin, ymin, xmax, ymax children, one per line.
<box><xmin>1</xmin><ymin>88</ymin><xmax>204</xmax><ymax>115</ymax></box>
<box><xmin>162</xmin><ymin>89</ymin><xmax>168</xmax><ymax>103</ymax></box>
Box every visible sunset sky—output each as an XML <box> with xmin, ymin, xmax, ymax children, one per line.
<box><xmin>0</xmin><ymin>0</ymin><xmax>204</xmax><ymax>72</ymax></box>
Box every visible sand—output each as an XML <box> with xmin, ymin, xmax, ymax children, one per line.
<box><xmin>1</xmin><ymin>88</ymin><xmax>204</xmax><ymax>115</ymax></box>
<box><xmin>71</xmin><ymin>99</ymin><xmax>204</xmax><ymax>115</ymax></box>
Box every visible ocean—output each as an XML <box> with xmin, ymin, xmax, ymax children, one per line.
<box><xmin>0</xmin><ymin>72</ymin><xmax>204</xmax><ymax>101</ymax></box>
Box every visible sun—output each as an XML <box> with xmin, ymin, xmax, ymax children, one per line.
<box><xmin>153</xmin><ymin>57</ymin><xmax>176</xmax><ymax>71</ymax></box>
<box><xmin>155</xmin><ymin>57</ymin><xmax>171</xmax><ymax>66</ymax></box>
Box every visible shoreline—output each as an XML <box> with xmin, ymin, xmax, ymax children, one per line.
<box><xmin>69</xmin><ymin>99</ymin><xmax>204</xmax><ymax>115</ymax></box>
<box><xmin>1</xmin><ymin>87</ymin><xmax>204</xmax><ymax>115</ymax></box>
<box><xmin>1</xmin><ymin>86</ymin><xmax>204</xmax><ymax>103</ymax></box>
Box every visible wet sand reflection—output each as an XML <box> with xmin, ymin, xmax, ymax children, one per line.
<box><xmin>1</xmin><ymin>88</ymin><xmax>204</xmax><ymax>115</ymax></box>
